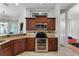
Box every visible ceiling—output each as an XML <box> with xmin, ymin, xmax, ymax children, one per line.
<box><xmin>0</xmin><ymin>3</ymin><xmax>76</xmax><ymax>21</ymax></box>
<box><xmin>69</xmin><ymin>4</ymin><xmax>79</xmax><ymax>15</ymax></box>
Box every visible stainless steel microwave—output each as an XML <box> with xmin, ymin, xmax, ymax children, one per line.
<box><xmin>36</xmin><ymin>23</ymin><xmax>47</xmax><ymax>30</ymax></box>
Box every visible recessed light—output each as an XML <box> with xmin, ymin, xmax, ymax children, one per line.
<box><xmin>40</xmin><ymin>3</ymin><xmax>42</xmax><ymax>5</ymax></box>
<box><xmin>16</xmin><ymin>3</ymin><xmax>19</xmax><ymax>5</ymax></box>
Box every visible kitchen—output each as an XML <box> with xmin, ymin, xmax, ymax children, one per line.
<box><xmin>0</xmin><ymin>14</ymin><xmax>58</xmax><ymax>55</ymax></box>
<box><xmin>0</xmin><ymin>3</ymin><xmax>79</xmax><ymax>56</ymax></box>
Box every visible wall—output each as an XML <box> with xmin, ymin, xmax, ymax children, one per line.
<box><xmin>68</xmin><ymin>4</ymin><xmax>79</xmax><ymax>40</ymax></box>
<box><xmin>60</xmin><ymin>4</ymin><xmax>79</xmax><ymax>45</ymax></box>
<box><xmin>48</xmin><ymin>9</ymin><xmax>55</xmax><ymax>17</ymax></box>
<box><xmin>68</xmin><ymin>15</ymin><xmax>79</xmax><ymax>39</ymax></box>
<box><xmin>18</xmin><ymin>8</ymin><xmax>31</xmax><ymax>33</ymax></box>
<box><xmin>60</xmin><ymin>13</ymin><xmax>65</xmax><ymax>45</ymax></box>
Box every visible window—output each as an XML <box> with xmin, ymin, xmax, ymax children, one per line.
<box><xmin>10</xmin><ymin>23</ymin><xmax>18</xmax><ymax>34</ymax></box>
<box><xmin>0</xmin><ymin>23</ymin><xmax>8</xmax><ymax>35</ymax></box>
<box><xmin>0</xmin><ymin>22</ymin><xmax>18</xmax><ymax>35</ymax></box>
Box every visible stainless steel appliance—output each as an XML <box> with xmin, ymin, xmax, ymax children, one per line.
<box><xmin>35</xmin><ymin>32</ymin><xmax>48</xmax><ymax>52</ymax></box>
<box><xmin>36</xmin><ymin>23</ymin><xmax>47</xmax><ymax>30</ymax></box>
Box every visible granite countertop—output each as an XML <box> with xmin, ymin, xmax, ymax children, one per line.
<box><xmin>0</xmin><ymin>35</ymin><xmax>34</xmax><ymax>45</ymax></box>
<box><xmin>0</xmin><ymin>35</ymin><xmax>57</xmax><ymax>40</ymax></box>
<box><xmin>0</xmin><ymin>33</ymin><xmax>57</xmax><ymax>45</ymax></box>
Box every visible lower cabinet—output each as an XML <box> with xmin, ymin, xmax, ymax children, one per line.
<box><xmin>0</xmin><ymin>41</ymin><xmax>14</xmax><ymax>56</ymax></box>
<box><xmin>0</xmin><ymin>37</ymin><xmax>58</xmax><ymax>56</ymax></box>
<box><xmin>14</xmin><ymin>38</ymin><xmax>26</xmax><ymax>55</ymax></box>
<box><xmin>1</xmin><ymin>45</ymin><xmax>13</xmax><ymax>56</ymax></box>
<box><xmin>48</xmin><ymin>38</ymin><xmax>58</xmax><ymax>51</ymax></box>
<box><xmin>0</xmin><ymin>38</ymin><xmax>35</xmax><ymax>56</ymax></box>
<box><xmin>26</xmin><ymin>38</ymin><xmax>35</xmax><ymax>51</ymax></box>
<box><xmin>0</xmin><ymin>46</ymin><xmax>1</xmax><ymax>56</ymax></box>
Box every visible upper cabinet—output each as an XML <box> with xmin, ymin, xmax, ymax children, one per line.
<box><xmin>26</xmin><ymin>16</ymin><xmax>56</xmax><ymax>30</ymax></box>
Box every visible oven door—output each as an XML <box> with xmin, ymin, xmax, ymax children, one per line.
<box><xmin>35</xmin><ymin>38</ymin><xmax>48</xmax><ymax>52</ymax></box>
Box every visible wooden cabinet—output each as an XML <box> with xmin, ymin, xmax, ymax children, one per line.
<box><xmin>0</xmin><ymin>38</ymin><xmax>35</xmax><ymax>56</ymax></box>
<box><xmin>0</xmin><ymin>41</ymin><xmax>14</xmax><ymax>56</ymax></box>
<box><xmin>0</xmin><ymin>37</ymin><xmax>58</xmax><ymax>56</ymax></box>
<box><xmin>26</xmin><ymin>38</ymin><xmax>35</xmax><ymax>51</ymax></box>
<box><xmin>47</xmin><ymin>19</ymin><xmax>55</xmax><ymax>30</ymax></box>
<box><xmin>13</xmin><ymin>38</ymin><xmax>35</xmax><ymax>54</ymax></box>
<box><xmin>26</xmin><ymin>19</ymin><xmax>32</xmax><ymax>30</ymax></box>
<box><xmin>14</xmin><ymin>38</ymin><xmax>26</xmax><ymax>55</ymax></box>
<box><xmin>0</xmin><ymin>46</ymin><xmax>1</xmax><ymax>56</ymax></box>
<box><xmin>48</xmin><ymin>38</ymin><xmax>58</xmax><ymax>51</ymax></box>
<box><xmin>1</xmin><ymin>45</ymin><xmax>13</xmax><ymax>56</ymax></box>
<box><xmin>26</xmin><ymin>16</ymin><xmax>56</xmax><ymax>30</ymax></box>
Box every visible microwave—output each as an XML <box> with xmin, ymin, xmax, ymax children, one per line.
<box><xmin>36</xmin><ymin>23</ymin><xmax>47</xmax><ymax>30</ymax></box>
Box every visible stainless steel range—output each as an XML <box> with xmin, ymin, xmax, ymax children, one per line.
<box><xmin>35</xmin><ymin>32</ymin><xmax>48</xmax><ymax>52</ymax></box>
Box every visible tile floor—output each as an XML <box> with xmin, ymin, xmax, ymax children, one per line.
<box><xmin>18</xmin><ymin>46</ymin><xmax>79</xmax><ymax>56</ymax></box>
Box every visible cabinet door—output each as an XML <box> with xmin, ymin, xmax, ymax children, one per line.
<box><xmin>14</xmin><ymin>39</ymin><xmax>26</xmax><ymax>55</ymax></box>
<box><xmin>1</xmin><ymin>45</ymin><xmax>13</xmax><ymax>56</ymax></box>
<box><xmin>0</xmin><ymin>41</ymin><xmax>14</xmax><ymax>56</ymax></box>
<box><xmin>0</xmin><ymin>46</ymin><xmax>1</xmax><ymax>55</ymax></box>
<box><xmin>27</xmin><ymin>19</ymin><xmax>34</xmax><ymax>30</ymax></box>
<box><xmin>26</xmin><ymin>19</ymin><xmax>31</xmax><ymax>30</ymax></box>
<box><xmin>14</xmin><ymin>40</ymin><xmax>21</xmax><ymax>55</ymax></box>
<box><xmin>50</xmin><ymin>19</ymin><xmax>55</xmax><ymax>30</ymax></box>
<box><xmin>20</xmin><ymin>39</ymin><xmax>26</xmax><ymax>52</ymax></box>
<box><xmin>48</xmin><ymin>38</ymin><xmax>58</xmax><ymax>51</ymax></box>
<box><xmin>26</xmin><ymin>38</ymin><xmax>35</xmax><ymax>51</ymax></box>
<box><xmin>47</xmin><ymin>19</ymin><xmax>55</xmax><ymax>30</ymax></box>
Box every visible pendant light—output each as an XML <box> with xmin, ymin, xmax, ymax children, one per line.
<box><xmin>1</xmin><ymin>11</ymin><xmax>5</xmax><ymax>26</ymax></box>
